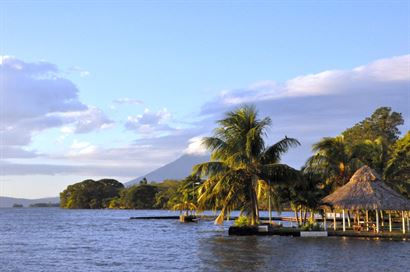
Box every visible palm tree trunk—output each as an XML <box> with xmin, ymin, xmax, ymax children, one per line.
<box><xmin>249</xmin><ymin>176</ymin><xmax>259</xmax><ymax>225</ymax></box>
<box><xmin>295</xmin><ymin>209</ymin><xmax>299</xmax><ymax>226</ymax></box>
<box><xmin>303</xmin><ymin>209</ymin><xmax>307</xmax><ymax>224</ymax></box>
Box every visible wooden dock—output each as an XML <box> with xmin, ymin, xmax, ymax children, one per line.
<box><xmin>130</xmin><ymin>215</ymin><xmax>300</xmax><ymax>221</ymax></box>
<box><xmin>228</xmin><ymin>226</ymin><xmax>410</xmax><ymax>239</ymax></box>
<box><xmin>130</xmin><ymin>216</ymin><xmax>180</xmax><ymax>220</ymax></box>
<box><xmin>128</xmin><ymin>215</ymin><xmax>408</xmax><ymax>239</ymax></box>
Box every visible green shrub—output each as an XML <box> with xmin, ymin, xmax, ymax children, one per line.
<box><xmin>234</xmin><ymin>216</ymin><xmax>250</xmax><ymax>227</ymax></box>
<box><xmin>300</xmin><ymin>222</ymin><xmax>321</xmax><ymax>231</ymax></box>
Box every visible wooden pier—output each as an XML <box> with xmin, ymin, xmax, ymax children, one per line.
<box><xmin>228</xmin><ymin>226</ymin><xmax>410</xmax><ymax>239</ymax></box>
<box><xmin>130</xmin><ymin>215</ymin><xmax>303</xmax><ymax>221</ymax></box>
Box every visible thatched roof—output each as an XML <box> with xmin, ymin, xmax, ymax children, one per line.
<box><xmin>322</xmin><ymin>165</ymin><xmax>410</xmax><ymax>211</ymax></box>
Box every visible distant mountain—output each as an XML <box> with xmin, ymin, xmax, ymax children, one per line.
<box><xmin>125</xmin><ymin>154</ymin><xmax>209</xmax><ymax>186</ymax></box>
<box><xmin>0</xmin><ymin>196</ymin><xmax>60</xmax><ymax>208</ymax></box>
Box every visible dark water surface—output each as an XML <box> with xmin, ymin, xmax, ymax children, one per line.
<box><xmin>0</xmin><ymin>208</ymin><xmax>409</xmax><ymax>272</ymax></box>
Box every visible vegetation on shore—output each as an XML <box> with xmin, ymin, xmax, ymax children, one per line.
<box><xmin>59</xmin><ymin>106</ymin><xmax>409</xmax><ymax>227</ymax></box>
<box><xmin>59</xmin><ymin>176</ymin><xmax>203</xmax><ymax>210</ymax></box>
<box><xmin>60</xmin><ymin>179</ymin><xmax>124</xmax><ymax>209</ymax></box>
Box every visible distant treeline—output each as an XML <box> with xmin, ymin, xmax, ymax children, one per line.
<box><xmin>29</xmin><ymin>203</ymin><xmax>60</xmax><ymax>208</ymax></box>
<box><xmin>12</xmin><ymin>203</ymin><xmax>60</xmax><ymax>208</ymax></box>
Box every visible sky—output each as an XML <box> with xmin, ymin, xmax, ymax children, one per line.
<box><xmin>0</xmin><ymin>1</ymin><xmax>409</xmax><ymax>198</ymax></box>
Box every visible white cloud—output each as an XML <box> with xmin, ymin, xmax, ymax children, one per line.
<box><xmin>0</xmin><ymin>56</ymin><xmax>113</xmax><ymax>148</ymax></box>
<box><xmin>210</xmin><ymin>54</ymin><xmax>410</xmax><ymax>107</ymax></box>
<box><xmin>125</xmin><ymin>108</ymin><xmax>174</xmax><ymax>134</ymax></box>
<box><xmin>68</xmin><ymin>140</ymin><xmax>97</xmax><ymax>156</ymax></box>
<box><xmin>60</xmin><ymin>126</ymin><xmax>75</xmax><ymax>134</ymax></box>
<box><xmin>183</xmin><ymin>136</ymin><xmax>208</xmax><ymax>155</ymax></box>
<box><xmin>69</xmin><ymin>66</ymin><xmax>90</xmax><ymax>77</ymax></box>
<box><xmin>54</xmin><ymin>107</ymin><xmax>114</xmax><ymax>133</ymax></box>
<box><xmin>113</xmin><ymin>97</ymin><xmax>144</xmax><ymax>105</ymax></box>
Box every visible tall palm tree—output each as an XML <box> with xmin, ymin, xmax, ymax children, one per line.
<box><xmin>305</xmin><ymin>136</ymin><xmax>363</xmax><ymax>191</ymax></box>
<box><xmin>353</xmin><ymin>137</ymin><xmax>390</xmax><ymax>176</ymax></box>
<box><xmin>192</xmin><ymin>105</ymin><xmax>300</xmax><ymax>225</ymax></box>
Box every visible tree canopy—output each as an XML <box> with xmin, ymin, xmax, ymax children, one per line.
<box><xmin>342</xmin><ymin>107</ymin><xmax>403</xmax><ymax>146</ymax></box>
<box><xmin>60</xmin><ymin>179</ymin><xmax>124</xmax><ymax>209</ymax></box>
<box><xmin>306</xmin><ymin>106</ymin><xmax>408</xmax><ymax>198</ymax></box>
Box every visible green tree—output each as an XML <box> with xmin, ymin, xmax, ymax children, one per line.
<box><xmin>306</xmin><ymin>136</ymin><xmax>363</xmax><ymax>190</ymax></box>
<box><xmin>169</xmin><ymin>175</ymin><xmax>202</xmax><ymax>214</ymax></box>
<box><xmin>60</xmin><ymin>179</ymin><xmax>124</xmax><ymax>209</ymax></box>
<box><xmin>120</xmin><ymin>184</ymin><xmax>159</xmax><ymax>209</ymax></box>
<box><xmin>385</xmin><ymin>131</ymin><xmax>410</xmax><ymax>197</ymax></box>
<box><xmin>293</xmin><ymin>170</ymin><xmax>327</xmax><ymax>225</ymax></box>
<box><xmin>154</xmin><ymin>179</ymin><xmax>181</xmax><ymax>209</ymax></box>
<box><xmin>139</xmin><ymin>177</ymin><xmax>148</xmax><ymax>185</ymax></box>
<box><xmin>193</xmin><ymin>105</ymin><xmax>300</xmax><ymax>225</ymax></box>
<box><xmin>342</xmin><ymin>107</ymin><xmax>403</xmax><ymax>146</ymax></box>
<box><xmin>352</xmin><ymin>137</ymin><xmax>390</xmax><ymax>175</ymax></box>
<box><xmin>306</xmin><ymin>107</ymin><xmax>407</xmax><ymax>197</ymax></box>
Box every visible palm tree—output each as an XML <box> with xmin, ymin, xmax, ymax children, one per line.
<box><xmin>172</xmin><ymin>202</ymin><xmax>198</xmax><ymax>216</ymax></box>
<box><xmin>192</xmin><ymin>105</ymin><xmax>300</xmax><ymax>225</ymax></box>
<box><xmin>169</xmin><ymin>175</ymin><xmax>201</xmax><ymax>215</ymax></box>
<box><xmin>306</xmin><ymin>136</ymin><xmax>363</xmax><ymax>191</ymax></box>
<box><xmin>291</xmin><ymin>169</ymin><xmax>326</xmax><ymax>226</ymax></box>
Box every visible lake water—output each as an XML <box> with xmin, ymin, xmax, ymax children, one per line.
<box><xmin>0</xmin><ymin>208</ymin><xmax>409</xmax><ymax>272</ymax></box>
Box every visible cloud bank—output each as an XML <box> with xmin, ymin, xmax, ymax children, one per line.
<box><xmin>1</xmin><ymin>54</ymin><xmax>408</xmax><ymax>179</ymax></box>
<box><xmin>0</xmin><ymin>56</ymin><xmax>112</xmax><ymax>158</ymax></box>
<box><xmin>202</xmin><ymin>55</ymin><xmax>410</xmax><ymax>114</ymax></box>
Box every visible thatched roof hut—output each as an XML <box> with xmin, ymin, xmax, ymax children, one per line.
<box><xmin>322</xmin><ymin>165</ymin><xmax>410</xmax><ymax>211</ymax></box>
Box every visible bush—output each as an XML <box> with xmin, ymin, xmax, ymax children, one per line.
<box><xmin>234</xmin><ymin>216</ymin><xmax>250</xmax><ymax>227</ymax></box>
<box><xmin>300</xmin><ymin>222</ymin><xmax>322</xmax><ymax>231</ymax></box>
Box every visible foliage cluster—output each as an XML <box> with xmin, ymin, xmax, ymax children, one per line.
<box><xmin>300</xmin><ymin>222</ymin><xmax>322</xmax><ymax>231</ymax></box>
<box><xmin>60</xmin><ymin>179</ymin><xmax>124</xmax><ymax>209</ymax></box>
<box><xmin>60</xmin><ymin>176</ymin><xmax>203</xmax><ymax>210</ymax></box>
<box><xmin>193</xmin><ymin>106</ymin><xmax>408</xmax><ymax>227</ymax></box>
<box><xmin>234</xmin><ymin>216</ymin><xmax>250</xmax><ymax>227</ymax></box>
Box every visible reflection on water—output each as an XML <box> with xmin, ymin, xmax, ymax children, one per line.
<box><xmin>0</xmin><ymin>208</ymin><xmax>409</xmax><ymax>272</ymax></box>
<box><xmin>199</xmin><ymin>234</ymin><xmax>410</xmax><ymax>272</ymax></box>
<box><xmin>200</xmin><ymin>235</ymin><xmax>269</xmax><ymax>271</ymax></box>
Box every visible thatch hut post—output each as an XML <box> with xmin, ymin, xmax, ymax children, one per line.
<box><xmin>333</xmin><ymin>211</ymin><xmax>337</xmax><ymax>230</ymax></box>
<box><xmin>375</xmin><ymin>209</ymin><xmax>379</xmax><ymax>233</ymax></box>
<box><xmin>388</xmin><ymin>212</ymin><xmax>392</xmax><ymax>232</ymax></box>
<box><xmin>366</xmin><ymin>210</ymin><xmax>369</xmax><ymax>231</ymax></box>
<box><xmin>402</xmin><ymin>211</ymin><xmax>406</xmax><ymax>234</ymax></box>
<box><xmin>407</xmin><ymin>212</ymin><xmax>410</xmax><ymax>232</ymax></box>
<box><xmin>342</xmin><ymin>210</ymin><xmax>346</xmax><ymax>231</ymax></box>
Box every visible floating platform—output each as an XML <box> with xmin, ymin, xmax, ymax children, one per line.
<box><xmin>228</xmin><ymin>226</ymin><xmax>410</xmax><ymax>239</ymax></box>
<box><xmin>130</xmin><ymin>216</ymin><xmax>180</xmax><ymax>220</ymax></box>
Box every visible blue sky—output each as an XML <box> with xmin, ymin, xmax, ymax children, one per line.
<box><xmin>0</xmin><ymin>1</ymin><xmax>409</xmax><ymax>198</ymax></box>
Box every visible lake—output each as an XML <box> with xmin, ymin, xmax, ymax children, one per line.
<box><xmin>0</xmin><ymin>208</ymin><xmax>409</xmax><ymax>272</ymax></box>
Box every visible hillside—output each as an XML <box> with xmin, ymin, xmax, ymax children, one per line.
<box><xmin>125</xmin><ymin>154</ymin><xmax>209</xmax><ymax>186</ymax></box>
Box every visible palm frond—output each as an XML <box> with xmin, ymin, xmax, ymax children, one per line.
<box><xmin>262</xmin><ymin>137</ymin><xmax>300</xmax><ymax>164</ymax></box>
